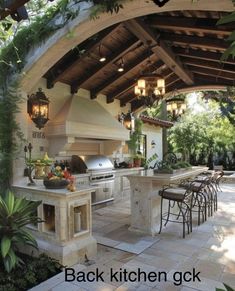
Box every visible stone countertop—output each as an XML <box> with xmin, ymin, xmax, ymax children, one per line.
<box><xmin>125</xmin><ymin>166</ymin><xmax>208</xmax><ymax>181</ymax></box>
<box><xmin>113</xmin><ymin>167</ymin><xmax>144</xmax><ymax>173</ymax></box>
<box><xmin>12</xmin><ymin>183</ymin><xmax>97</xmax><ymax>197</ymax></box>
<box><xmin>73</xmin><ymin>173</ymin><xmax>91</xmax><ymax>178</ymax></box>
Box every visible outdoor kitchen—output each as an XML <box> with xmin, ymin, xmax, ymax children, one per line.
<box><xmin>12</xmin><ymin>77</ymin><xmax>170</xmax><ymax>265</ymax></box>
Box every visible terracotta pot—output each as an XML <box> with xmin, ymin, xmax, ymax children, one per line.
<box><xmin>134</xmin><ymin>158</ymin><xmax>141</xmax><ymax>167</ymax></box>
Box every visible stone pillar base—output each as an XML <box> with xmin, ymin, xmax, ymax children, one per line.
<box><xmin>20</xmin><ymin>236</ymin><xmax>97</xmax><ymax>266</ymax></box>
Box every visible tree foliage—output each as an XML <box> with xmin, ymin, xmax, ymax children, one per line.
<box><xmin>168</xmin><ymin>97</ymin><xmax>235</xmax><ymax>168</ymax></box>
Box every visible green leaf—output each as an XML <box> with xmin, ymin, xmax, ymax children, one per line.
<box><xmin>8</xmin><ymin>248</ymin><xmax>17</xmax><ymax>267</ymax></box>
<box><xmin>224</xmin><ymin>283</ymin><xmax>235</xmax><ymax>291</ymax></box>
<box><xmin>227</xmin><ymin>31</ymin><xmax>235</xmax><ymax>42</ymax></box>
<box><xmin>3</xmin><ymin>255</ymin><xmax>12</xmax><ymax>273</ymax></box>
<box><xmin>217</xmin><ymin>12</ymin><xmax>235</xmax><ymax>25</ymax></box>
<box><xmin>5</xmin><ymin>191</ymin><xmax>15</xmax><ymax>214</ymax></box>
<box><xmin>1</xmin><ymin>236</ymin><xmax>11</xmax><ymax>258</ymax></box>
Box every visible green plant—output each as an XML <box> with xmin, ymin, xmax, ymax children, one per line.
<box><xmin>127</xmin><ymin>118</ymin><xmax>143</xmax><ymax>155</ymax></box>
<box><xmin>0</xmin><ymin>191</ymin><xmax>42</xmax><ymax>273</ymax></box>
<box><xmin>0</xmin><ymin>253</ymin><xmax>63</xmax><ymax>290</ymax></box>
<box><xmin>171</xmin><ymin>163</ymin><xmax>181</xmax><ymax>169</ymax></box>
<box><xmin>216</xmin><ymin>283</ymin><xmax>235</xmax><ymax>291</ymax></box>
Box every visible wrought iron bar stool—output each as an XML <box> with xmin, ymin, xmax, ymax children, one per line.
<box><xmin>179</xmin><ymin>178</ymin><xmax>209</xmax><ymax>225</ymax></box>
<box><xmin>210</xmin><ymin>170</ymin><xmax>224</xmax><ymax>211</ymax></box>
<box><xmin>159</xmin><ymin>184</ymin><xmax>193</xmax><ymax>238</ymax></box>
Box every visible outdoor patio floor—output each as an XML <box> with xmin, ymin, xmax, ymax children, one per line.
<box><xmin>31</xmin><ymin>183</ymin><xmax>235</xmax><ymax>291</ymax></box>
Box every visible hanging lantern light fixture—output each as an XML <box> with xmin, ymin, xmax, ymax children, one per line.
<box><xmin>166</xmin><ymin>98</ymin><xmax>187</xmax><ymax>120</ymax></box>
<box><xmin>27</xmin><ymin>88</ymin><xmax>50</xmax><ymax>129</ymax></box>
<box><xmin>134</xmin><ymin>72</ymin><xmax>165</xmax><ymax>107</ymax></box>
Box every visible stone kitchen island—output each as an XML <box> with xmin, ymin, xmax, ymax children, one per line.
<box><xmin>13</xmin><ymin>182</ymin><xmax>97</xmax><ymax>266</ymax></box>
<box><xmin>126</xmin><ymin>166</ymin><xmax>208</xmax><ymax>236</ymax></box>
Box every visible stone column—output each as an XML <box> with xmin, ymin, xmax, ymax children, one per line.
<box><xmin>12</xmin><ymin>90</ymin><xmax>29</xmax><ymax>185</ymax></box>
<box><xmin>161</xmin><ymin>100</ymin><xmax>168</xmax><ymax>157</ymax></box>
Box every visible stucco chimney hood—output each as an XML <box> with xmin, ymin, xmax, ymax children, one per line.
<box><xmin>46</xmin><ymin>96</ymin><xmax>129</xmax><ymax>141</ymax></box>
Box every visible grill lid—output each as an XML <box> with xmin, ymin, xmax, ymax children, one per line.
<box><xmin>70</xmin><ymin>155</ymin><xmax>113</xmax><ymax>173</ymax></box>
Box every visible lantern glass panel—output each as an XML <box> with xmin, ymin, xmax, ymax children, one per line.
<box><xmin>167</xmin><ymin>104</ymin><xmax>172</xmax><ymax>111</ymax></box>
<box><xmin>138</xmin><ymin>79</ymin><xmax>146</xmax><ymax>90</ymax></box>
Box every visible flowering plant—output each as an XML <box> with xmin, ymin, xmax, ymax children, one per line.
<box><xmin>46</xmin><ymin>166</ymin><xmax>74</xmax><ymax>182</ymax></box>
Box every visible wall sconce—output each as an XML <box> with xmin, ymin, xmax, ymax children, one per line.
<box><xmin>27</xmin><ymin>88</ymin><xmax>49</xmax><ymax>129</ymax></box>
<box><xmin>118</xmin><ymin>111</ymin><xmax>135</xmax><ymax>131</ymax></box>
<box><xmin>151</xmin><ymin>140</ymin><xmax>156</xmax><ymax>148</ymax></box>
<box><xmin>98</xmin><ymin>43</ymin><xmax>106</xmax><ymax>62</ymax></box>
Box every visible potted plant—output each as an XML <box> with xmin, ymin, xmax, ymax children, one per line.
<box><xmin>127</xmin><ymin>118</ymin><xmax>143</xmax><ymax>167</ymax></box>
<box><xmin>133</xmin><ymin>153</ymin><xmax>145</xmax><ymax>167</ymax></box>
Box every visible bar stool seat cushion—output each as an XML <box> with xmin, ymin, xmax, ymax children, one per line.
<box><xmin>159</xmin><ymin>188</ymin><xmax>186</xmax><ymax>202</ymax></box>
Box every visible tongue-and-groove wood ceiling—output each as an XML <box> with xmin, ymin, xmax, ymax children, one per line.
<box><xmin>44</xmin><ymin>10</ymin><xmax>235</xmax><ymax>111</ymax></box>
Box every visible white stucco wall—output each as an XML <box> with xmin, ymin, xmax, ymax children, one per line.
<box><xmin>26</xmin><ymin>78</ymin><xmax>163</xmax><ymax>162</ymax></box>
<box><xmin>26</xmin><ymin>78</ymin><xmax>132</xmax><ymax>158</ymax></box>
<box><xmin>142</xmin><ymin>123</ymin><xmax>163</xmax><ymax>167</ymax></box>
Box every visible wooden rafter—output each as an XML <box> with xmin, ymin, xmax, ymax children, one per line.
<box><xmin>182</xmin><ymin>58</ymin><xmax>235</xmax><ymax>74</ymax></box>
<box><xmin>189</xmin><ymin>66</ymin><xmax>235</xmax><ymax>80</ymax></box>
<box><xmin>47</xmin><ymin>24</ymin><xmax>122</xmax><ymax>89</ymax></box>
<box><xmin>71</xmin><ymin>38</ymin><xmax>141</xmax><ymax>94</ymax></box>
<box><xmin>166</xmin><ymin>75</ymin><xmax>180</xmax><ymax>87</ymax></box>
<box><xmin>166</xmin><ymin>76</ymin><xmax>234</xmax><ymax>93</ymax></box>
<box><xmin>90</xmin><ymin>50</ymin><xmax>156</xmax><ymax>99</ymax></box>
<box><xmin>106</xmin><ymin>60</ymin><xmax>164</xmax><ymax>102</ymax></box>
<box><xmin>174</xmin><ymin>48</ymin><xmax>235</xmax><ymax>65</ymax></box>
<box><xmin>120</xmin><ymin>90</ymin><xmax>136</xmax><ymax>107</ymax></box>
<box><xmin>125</xmin><ymin>19</ymin><xmax>194</xmax><ymax>85</ymax></box>
<box><xmin>147</xmin><ymin>16</ymin><xmax>233</xmax><ymax>36</ymax></box>
<box><xmin>194</xmin><ymin>75</ymin><xmax>235</xmax><ymax>87</ymax></box>
<box><xmin>161</xmin><ymin>33</ymin><xmax>229</xmax><ymax>51</ymax></box>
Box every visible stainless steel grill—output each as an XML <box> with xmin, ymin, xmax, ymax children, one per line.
<box><xmin>70</xmin><ymin>155</ymin><xmax>115</xmax><ymax>206</ymax></box>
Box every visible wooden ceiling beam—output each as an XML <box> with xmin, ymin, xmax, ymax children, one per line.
<box><xmin>166</xmin><ymin>75</ymin><xmax>181</xmax><ymax>87</ymax></box>
<box><xmin>118</xmin><ymin>69</ymin><xmax>176</xmax><ymax>107</ymax></box>
<box><xmin>120</xmin><ymin>72</ymin><xmax>179</xmax><ymax>108</ymax></box>
<box><xmin>161</xmin><ymin>33</ymin><xmax>228</xmax><ymax>51</ymax></box>
<box><xmin>182</xmin><ymin>57</ymin><xmax>235</xmax><ymax>74</ymax></box>
<box><xmin>188</xmin><ymin>66</ymin><xmax>235</xmax><ymax>80</ymax></box>
<box><xmin>108</xmin><ymin>80</ymin><xmax>136</xmax><ymax>103</ymax></box>
<box><xmin>90</xmin><ymin>50</ymin><xmax>155</xmax><ymax>99</ymax></box>
<box><xmin>106</xmin><ymin>60</ymin><xmax>164</xmax><ymax>103</ymax></box>
<box><xmin>166</xmin><ymin>77</ymin><xmax>234</xmax><ymax>96</ymax></box>
<box><xmin>47</xmin><ymin>24</ymin><xmax>122</xmax><ymax>89</ymax></box>
<box><xmin>174</xmin><ymin>47</ymin><xmax>235</xmax><ymax>65</ymax></box>
<box><xmin>147</xmin><ymin>16</ymin><xmax>233</xmax><ymax>36</ymax></box>
<box><xmin>125</xmin><ymin>19</ymin><xmax>194</xmax><ymax>85</ymax></box>
<box><xmin>0</xmin><ymin>0</ymin><xmax>30</xmax><ymax>20</ymax></box>
<box><xmin>71</xmin><ymin>38</ymin><xmax>141</xmax><ymax>94</ymax></box>
<box><xmin>194</xmin><ymin>75</ymin><xmax>235</xmax><ymax>87</ymax></box>
<box><xmin>120</xmin><ymin>91</ymin><xmax>137</xmax><ymax>107</ymax></box>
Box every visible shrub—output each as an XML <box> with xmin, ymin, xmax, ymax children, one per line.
<box><xmin>0</xmin><ymin>253</ymin><xmax>63</xmax><ymax>291</ymax></box>
<box><xmin>0</xmin><ymin>191</ymin><xmax>42</xmax><ymax>272</ymax></box>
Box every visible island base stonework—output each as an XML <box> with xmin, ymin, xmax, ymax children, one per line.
<box><xmin>126</xmin><ymin>167</ymin><xmax>208</xmax><ymax>236</ymax></box>
<box><xmin>13</xmin><ymin>183</ymin><xmax>97</xmax><ymax>266</ymax></box>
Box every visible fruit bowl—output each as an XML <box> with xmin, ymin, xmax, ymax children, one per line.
<box><xmin>43</xmin><ymin>178</ymin><xmax>69</xmax><ymax>189</ymax></box>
